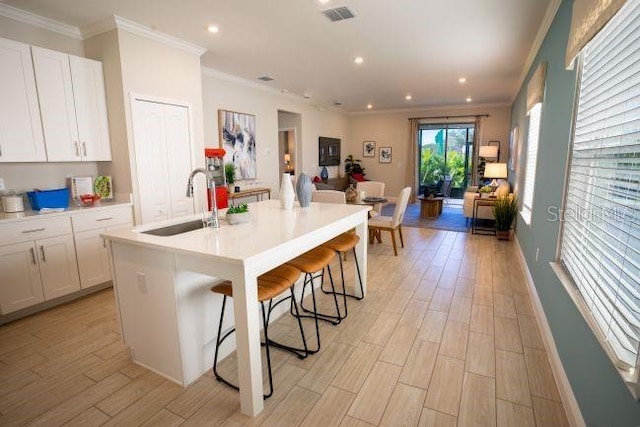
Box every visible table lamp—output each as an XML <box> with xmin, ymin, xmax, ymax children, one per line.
<box><xmin>284</xmin><ymin>153</ymin><xmax>291</xmax><ymax>171</ymax></box>
<box><xmin>479</xmin><ymin>145</ymin><xmax>499</xmax><ymax>159</ymax></box>
<box><xmin>483</xmin><ymin>162</ymin><xmax>508</xmax><ymax>195</ymax></box>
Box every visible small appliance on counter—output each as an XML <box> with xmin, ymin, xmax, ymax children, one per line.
<box><xmin>27</xmin><ymin>188</ymin><xmax>70</xmax><ymax>210</ymax></box>
<box><xmin>205</xmin><ymin>148</ymin><xmax>228</xmax><ymax>209</ymax></box>
<box><xmin>2</xmin><ymin>191</ymin><xmax>25</xmax><ymax>213</ymax></box>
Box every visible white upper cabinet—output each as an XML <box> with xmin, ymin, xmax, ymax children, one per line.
<box><xmin>0</xmin><ymin>38</ymin><xmax>46</xmax><ymax>162</ymax></box>
<box><xmin>32</xmin><ymin>46</ymin><xmax>111</xmax><ymax>161</ymax></box>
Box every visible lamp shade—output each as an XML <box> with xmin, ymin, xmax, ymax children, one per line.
<box><xmin>479</xmin><ymin>145</ymin><xmax>499</xmax><ymax>158</ymax></box>
<box><xmin>484</xmin><ymin>162</ymin><xmax>508</xmax><ymax>179</ymax></box>
<box><xmin>284</xmin><ymin>153</ymin><xmax>291</xmax><ymax>162</ymax></box>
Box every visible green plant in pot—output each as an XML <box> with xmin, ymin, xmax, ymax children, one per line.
<box><xmin>493</xmin><ymin>196</ymin><xmax>518</xmax><ymax>240</ymax></box>
<box><xmin>479</xmin><ymin>185</ymin><xmax>492</xmax><ymax>198</ymax></box>
<box><xmin>226</xmin><ymin>203</ymin><xmax>249</xmax><ymax>225</ymax></box>
<box><xmin>344</xmin><ymin>154</ymin><xmax>365</xmax><ymax>176</ymax></box>
<box><xmin>224</xmin><ymin>163</ymin><xmax>235</xmax><ymax>192</ymax></box>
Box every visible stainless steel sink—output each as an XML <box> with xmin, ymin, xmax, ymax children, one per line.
<box><xmin>141</xmin><ymin>220</ymin><xmax>205</xmax><ymax>236</ymax></box>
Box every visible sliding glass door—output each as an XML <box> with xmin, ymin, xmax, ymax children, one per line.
<box><xmin>418</xmin><ymin>123</ymin><xmax>474</xmax><ymax>199</ymax></box>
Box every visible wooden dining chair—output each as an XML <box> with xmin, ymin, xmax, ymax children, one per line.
<box><xmin>368</xmin><ymin>187</ymin><xmax>411</xmax><ymax>256</ymax></box>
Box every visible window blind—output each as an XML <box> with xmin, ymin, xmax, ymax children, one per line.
<box><xmin>522</xmin><ymin>103</ymin><xmax>542</xmax><ymax>224</ymax></box>
<box><xmin>560</xmin><ymin>0</ymin><xmax>640</xmax><ymax>370</ymax></box>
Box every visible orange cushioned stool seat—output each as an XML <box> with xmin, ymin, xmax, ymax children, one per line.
<box><xmin>286</xmin><ymin>246</ymin><xmax>341</xmax><ymax>354</ymax></box>
<box><xmin>211</xmin><ymin>264</ymin><xmax>308</xmax><ymax>399</ymax></box>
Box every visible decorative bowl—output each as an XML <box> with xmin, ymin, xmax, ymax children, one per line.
<box><xmin>79</xmin><ymin>193</ymin><xmax>101</xmax><ymax>207</ymax></box>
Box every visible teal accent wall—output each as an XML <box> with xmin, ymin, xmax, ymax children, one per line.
<box><xmin>511</xmin><ymin>0</ymin><xmax>640</xmax><ymax>425</ymax></box>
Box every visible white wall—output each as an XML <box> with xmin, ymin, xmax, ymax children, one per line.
<box><xmin>201</xmin><ymin>70</ymin><xmax>349</xmax><ymax>195</ymax></box>
<box><xmin>347</xmin><ymin>105</ymin><xmax>511</xmax><ymax>197</ymax></box>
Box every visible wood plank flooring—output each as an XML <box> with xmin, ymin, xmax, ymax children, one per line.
<box><xmin>0</xmin><ymin>227</ymin><xmax>569</xmax><ymax>426</ymax></box>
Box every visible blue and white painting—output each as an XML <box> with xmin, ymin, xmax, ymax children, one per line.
<box><xmin>219</xmin><ymin>110</ymin><xmax>256</xmax><ymax>179</ymax></box>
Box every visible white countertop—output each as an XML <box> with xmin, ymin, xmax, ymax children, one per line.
<box><xmin>0</xmin><ymin>199</ymin><xmax>133</xmax><ymax>224</ymax></box>
<box><xmin>103</xmin><ymin>199</ymin><xmax>370</xmax><ymax>266</ymax></box>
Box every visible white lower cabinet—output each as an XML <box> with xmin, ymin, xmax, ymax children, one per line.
<box><xmin>72</xmin><ymin>206</ymin><xmax>133</xmax><ymax>289</ymax></box>
<box><xmin>0</xmin><ymin>225</ymin><xmax>80</xmax><ymax>315</ymax></box>
<box><xmin>0</xmin><ymin>204</ymin><xmax>132</xmax><ymax>315</ymax></box>
<box><xmin>0</xmin><ymin>242</ymin><xmax>45</xmax><ymax>313</ymax></box>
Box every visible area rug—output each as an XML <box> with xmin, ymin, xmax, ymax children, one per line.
<box><xmin>381</xmin><ymin>202</ymin><xmax>470</xmax><ymax>232</ymax></box>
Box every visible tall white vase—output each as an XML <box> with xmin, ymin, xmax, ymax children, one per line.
<box><xmin>280</xmin><ymin>173</ymin><xmax>295</xmax><ymax>210</ymax></box>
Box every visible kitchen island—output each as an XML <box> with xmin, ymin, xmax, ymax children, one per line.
<box><xmin>102</xmin><ymin>199</ymin><xmax>370</xmax><ymax>417</ymax></box>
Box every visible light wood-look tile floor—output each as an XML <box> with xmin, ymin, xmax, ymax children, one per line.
<box><xmin>0</xmin><ymin>228</ymin><xmax>570</xmax><ymax>426</ymax></box>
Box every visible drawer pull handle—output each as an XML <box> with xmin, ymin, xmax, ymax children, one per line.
<box><xmin>82</xmin><ymin>142</ymin><xmax>87</xmax><ymax>157</ymax></box>
<box><xmin>75</xmin><ymin>141</ymin><xmax>80</xmax><ymax>157</ymax></box>
<box><xmin>96</xmin><ymin>217</ymin><xmax>113</xmax><ymax>222</ymax></box>
<box><xmin>30</xmin><ymin>247</ymin><xmax>36</xmax><ymax>264</ymax></box>
<box><xmin>22</xmin><ymin>228</ymin><xmax>46</xmax><ymax>234</ymax></box>
<box><xmin>40</xmin><ymin>245</ymin><xmax>46</xmax><ymax>262</ymax></box>
<box><xmin>102</xmin><ymin>238</ymin><xmax>106</xmax><ymax>248</ymax></box>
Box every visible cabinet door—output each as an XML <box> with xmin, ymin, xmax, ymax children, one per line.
<box><xmin>0</xmin><ymin>38</ymin><xmax>46</xmax><ymax>162</ymax></box>
<box><xmin>37</xmin><ymin>234</ymin><xmax>81</xmax><ymax>300</ymax></box>
<box><xmin>32</xmin><ymin>46</ymin><xmax>80</xmax><ymax>162</ymax></box>
<box><xmin>69</xmin><ymin>55</ymin><xmax>111</xmax><ymax>161</ymax></box>
<box><xmin>0</xmin><ymin>242</ymin><xmax>44</xmax><ymax>314</ymax></box>
<box><xmin>132</xmin><ymin>99</ymin><xmax>171</xmax><ymax>224</ymax></box>
<box><xmin>74</xmin><ymin>228</ymin><xmax>110</xmax><ymax>289</ymax></box>
<box><xmin>164</xmin><ymin>104</ymin><xmax>194</xmax><ymax>218</ymax></box>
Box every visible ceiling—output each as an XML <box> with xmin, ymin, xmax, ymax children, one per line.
<box><xmin>2</xmin><ymin>0</ymin><xmax>555</xmax><ymax>112</ymax></box>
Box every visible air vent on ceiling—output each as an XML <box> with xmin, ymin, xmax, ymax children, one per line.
<box><xmin>258</xmin><ymin>76</ymin><xmax>274</xmax><ymax>82</ymax></box>
<box><xmin>334</xmin><ymin>101</ymin><xmax>343</xmax><ymax>106</ymax></box>
<box><xmin>322</xmin><ymin>6</ymin><xmax>356</xmax><ymax>22</ymax></box>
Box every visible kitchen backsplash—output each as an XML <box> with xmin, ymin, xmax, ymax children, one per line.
<box><xmin>0</xmin><ymin>162</ymin><xmax>99</xmax><ymax>194</ymax></box>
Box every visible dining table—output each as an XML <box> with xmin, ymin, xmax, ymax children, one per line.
<box><xmin>102</xmin><ymin>199</ymin><xmax>370</xmax><ymax>417</ymax></box>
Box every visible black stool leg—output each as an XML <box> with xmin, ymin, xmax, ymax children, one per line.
<box><xmin>267</xmin><ymin>290</ymin><xmax>309</xmax><ymax>359</ymax></box>
<box><xmin>260</xmin><ymin>301</ymin><xmax>274</xmax><ymax>399</ymax></box>
<box><xmin>299</xmin><ymin>268</ymin><xmax>342</xmax><ymax>325</ymax></box>
<box><xmin>321</xmin><ymin>248</ymin><xmax>364</xmax><ymax>302</ymax></box>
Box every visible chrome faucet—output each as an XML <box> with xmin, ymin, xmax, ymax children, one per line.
<box><xmin>186</xmin><ymin>168</ymin><xmax>220</xmax><ymax>228</ymax></box>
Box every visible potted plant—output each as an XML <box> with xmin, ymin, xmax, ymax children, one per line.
<box><xmin>224</xmin><ymin>163</ymin><xmax>236</xmax><ymax>193</ymax></box>
<box><xmin>344</xmin><ymin>154</ymin><xmax>365</xmax><ymax>176</ymax></box>
<box><xmin>479</xmin><ymin>185</ymin><xmax>492</xmax><ymax>198</ymax></box>
<box><xmin>226</xmin><ymin>203</ymin><xmax>250</xmax><ymax>225</ymax></box>
<box><xmin>493</xmin><ymin>196</ymin><xmax>518</xmax><ymax>240</ymax></box>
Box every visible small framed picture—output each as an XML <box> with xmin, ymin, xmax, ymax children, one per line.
<box><xmin>363</xmin><ymin>141</ymin><xmax>376</xmax><ymax>157</ymax></box>
<box><xmin>379</xmin><ymin>147</ymin><xmax>392</xmax><ymax>163</ymax></box>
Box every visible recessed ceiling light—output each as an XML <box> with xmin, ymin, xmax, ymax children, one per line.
<box><xmin>405</xmin><ymin>95</ymin><xmax>412</xmax><ymax>101</ymax></box>
<box><xmin>207</xmin><ymin>25</ymin><xmax>219</xmax><ymax>34</ymax></box>
<box><xmin>459</xmin><ymin>77</ymin><xmax>466</xmax><ymax>83</ymax></box>
<box><xmin>466</xmin><ymin>97</ymin><xmax>472</xmax><ymax>102</ymax></box>
<box><xmin>354</xmin><ymin>57</ymin><xmax>364</xmax><ymax>64</ymax></box>
<box><xmin>367</xmin><ymin>104</ymin><xmax>373</xmax><ymax>109</ymax></box>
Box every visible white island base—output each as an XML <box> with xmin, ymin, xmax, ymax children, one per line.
<box><xmin>104</xmin><ymin>200</ymin><xmax>369</xmax><ymax>417</ymax></box>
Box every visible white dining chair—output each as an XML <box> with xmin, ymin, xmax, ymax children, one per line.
<box><xmin>356</xmin><ymin>181</ymin><xmax>385</xmax><ymax>215</ymax></box>
<box><xmin>368</xmin><ymin>187</ymin><xmax>411</xmax><ymax>256</ymax></box>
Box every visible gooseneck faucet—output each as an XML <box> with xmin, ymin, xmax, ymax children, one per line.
<box><xmin>186</xmin><ymin>168</ymin><xmax>220</xmax><ymax>228</ymax></box>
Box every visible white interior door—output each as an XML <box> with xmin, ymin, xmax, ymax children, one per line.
<box><xmin>132</xmin><ymin>98</ymin><xmax>194</xmax><ymax>224</ymax></box>
<box><xmin>164</xmin><ymin>104</ymin><xmax>194</xmax><ymax>218</ymax></box>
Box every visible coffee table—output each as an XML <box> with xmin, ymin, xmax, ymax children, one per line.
<box><xmin>418</xmin><ymin>195</ymin><xmax>444</xmax><ymax>218</ymax></box>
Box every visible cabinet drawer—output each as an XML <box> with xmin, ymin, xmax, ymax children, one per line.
<box><xmin>0</xmin><ymin>216</ymin><xmax>72</xmax><ymax>246</ymax></box>
<box><xmin>72</xmin><ymin>206</ymin><xmax>132</xmax><ymax>232</ymax></box>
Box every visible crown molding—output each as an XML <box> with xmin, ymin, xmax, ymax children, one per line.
<box><xmin>512</xmin><ymin>0</ymin><xmax>562</xmax><ymax>103</ymax></box>
<box><xmin>201</xmin><ymin>66</ymin><xmax>310</xmax><ymax>102</ymax></box>
<box><xmin>80</xmin><ymin>16</ymin><xmax>117</xmax><ymax>39</ymax></box>
<box><xmin>348</xmin><ymin>102</ymin><xmax>510</xmax><ymax>116</ymax></box>
<box><xmin>0</xmin><ymin>3</ymin><xmax>82</xmax><ymax>39</ymax></box>
<box><xmin>112</xmin><ymin>15</ymin><xmax>207</xmax><ymax>56</ymax></box>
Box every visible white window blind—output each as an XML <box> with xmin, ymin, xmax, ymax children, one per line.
<box><xmin>521</xmin><ymin>103</ymin><xmax>542</xmax><ymax>224</ymax></box>
<box><xmin>560</xmin><ymin>0</ymin><xmax>640</xmax><ymax>371</ymax></box>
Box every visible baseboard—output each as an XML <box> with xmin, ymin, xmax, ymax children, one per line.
<box><xmin>513</xmin><ymin>236</ymin><xmax>585</xmax><ymax>427</ymax></box>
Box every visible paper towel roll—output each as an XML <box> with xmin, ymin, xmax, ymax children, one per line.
<box><xmin>2</xmin><ymin>195</ymin><xmax>25</xmax><ymax>212</ymax></box>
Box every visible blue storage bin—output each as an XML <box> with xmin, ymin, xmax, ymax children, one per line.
<box><xmin>27</xmin><ymin>188</ymin><xmax>70</xmax><ymax>210</ymax></box>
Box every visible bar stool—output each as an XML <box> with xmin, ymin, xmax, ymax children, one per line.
<box><xmin>311</xmin><ymin>191</ymin><xmax>364</xmax><ymax>318</ymax></box>
<box><xmin>286</xmin><ymin>246</ymin><xmax>341</xmax><ymax>354</ymax></box>
<box><xmin>321</xmin><ymin>232</ymin><xmax>364</xmax><ymax>319</ymax></box>
<box><xmin>211</xmin><ymin>264</ymin><xmax>307</xmax><ymax>399</ymax></box>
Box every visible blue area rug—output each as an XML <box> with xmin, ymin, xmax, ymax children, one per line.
<box><xmin>381</xmin><ymin>202</ymin><xmax>470</xmax><ymax>232</ymax></box>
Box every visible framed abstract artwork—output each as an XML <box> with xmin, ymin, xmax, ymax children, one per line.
<box><xmin>218</xmin><ymin>109</ymin><xmax>257</xmax><ymax>179</ymax></box>
<box><xmin>379</xmin><ymin>147</ymin><xmax>392</xmax><ymax>163</ymax></box>
<box><xmin>363</xmin><ymin>141</ymin><xmax>376</xmax><ymax>157</ymax></box>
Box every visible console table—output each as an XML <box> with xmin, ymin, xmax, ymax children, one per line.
<box><xmin>228</xmin><ymin>187</ymin><xmax>271</xmax><ymax>203</ymax></box>
<box><xmin>418</xmin><ymin>195</ymin><xmax>444</xmax><ymax>218</ymax></box>
<box><xmin>472</xmin><ymin>197</ymin><xmax>497</xmax><ymax>235</ymax></box>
